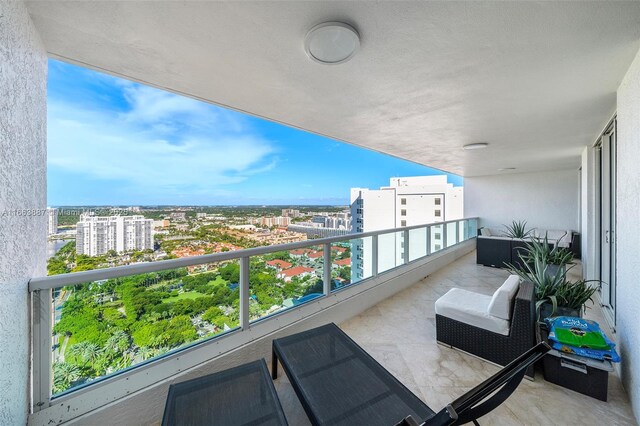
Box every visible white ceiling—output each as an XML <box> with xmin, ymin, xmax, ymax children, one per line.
<box><xmin>26</xmin><ymin>1</ymin><xmax>640</xmax><ymax>177</ymax></box>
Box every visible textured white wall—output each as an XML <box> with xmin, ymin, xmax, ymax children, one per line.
<box><xmin>0</xmin><ymin>2</ymin><xmax>47</xmax><ymax>424</ymax></box>
<box><xmin>616</xmin><ymin>46</ymin><xmax>640</xmax><ymax>423</ymax></box>
<box><xmin>464</xmin><ymin>170</ymin><xmax>580</xmax><ymax>233</ymax></box>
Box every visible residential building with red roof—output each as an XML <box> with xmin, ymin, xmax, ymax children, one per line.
<box><xmin>307</xmin><ymin>251</ymin><xmax>324</xmax><ymax>260</ymax></box>
<box><xmin>265</xmin><ymin>259</ymin><xmax>292</xmax><ymax>271</ymax></box>
<box><xmin>332</xmin><ymin>258</ymin><xmax>352</xmax><ymax>267</ymax></box>
<box><xmin>277</xmin><ymin>266</ymin><xmax>315</xmax><ymax>282</ymax></box>
<box><xmin>290</xmin><ymin>248</ymin><xmax>312</xmax><ymax>257</ymax></box>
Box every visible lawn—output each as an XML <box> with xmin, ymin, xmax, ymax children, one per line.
<box><xmin>162</xmin><ymin>291</ymin><xmax>206</xmax><ymax>303</ymax></box>
<box><xmin>162</xmin><ymin>276</ymin><xmax>230</xmax><ymax>302</ymax></box>
<box><xmin>165</xmin><ymin>290</ymin><xmax>207</xmax><ymax>302</ymax></box>
<box><xmin>208</xmin><ymin>276</ymin><xmax>228</xmax><ymax>286</ymax></box>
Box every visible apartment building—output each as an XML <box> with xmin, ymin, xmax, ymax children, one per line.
<box><xmin>76</xmin><ymin>214</ymin><xmax>154</xmax><ymax>256</ymax></box>
<box><xmin>249</xmin><ymin>216</ymin><xmax>292</xmax><ymax>227</ymax></box>
<box><xmin>281</xmin><ymin>209</ymin><xmax>301</xmax><ymax>218</ymax></box>
<box><xmin>46</xmin><ymin>208</ymin><xmax>57</xmax><ymax>236</ymax></box>
<box><xmin>350</xmin><ymin>176</ymin><xmax>463</xmax><ymax>280</ymax></box>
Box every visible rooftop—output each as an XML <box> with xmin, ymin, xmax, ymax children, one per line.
<box><xmin>332</xmin><ymin>258</ymin><xmax>352</xmax><ymax>267</ymax></box>
<box><xmin>279</xmin><ymin>266</ymin><xmax>315</xmax><ymax>277</ymax></box>
<box><xmin>266</xmin><ymin>259</ymin><xmax>293</xmax><ymax>269</ymax></box>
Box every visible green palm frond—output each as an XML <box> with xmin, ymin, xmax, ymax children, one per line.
<box><xmin>503</xmin><ymin>220</ymin><xmax>533</xmax><ymax>239</ymax></box>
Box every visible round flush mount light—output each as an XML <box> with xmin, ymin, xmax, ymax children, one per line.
<box><xmin>462</xmin><ymin>143</ymin><xmax>489</xmax><ymax>150</ymax></box>
<box><xmin>499</xmin><ymin>167</ymin><xmax>516</xmax><ymax>171</ymax></box>
<box><xmin>305</xmin><ymin>22</ymin><xmax>360</xmax><ymax>65</ymax></box>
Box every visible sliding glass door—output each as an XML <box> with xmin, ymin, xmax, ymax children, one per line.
<box><xmin>597</xmin><ymin>120</ymin><xmax>616</xmax><ymax>323</ymax></box>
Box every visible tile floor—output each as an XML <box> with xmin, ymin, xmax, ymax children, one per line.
<box><xmin>273</xmin><ymin>252</ymin><xmax>637</xmax><ymax>425</ymax></box>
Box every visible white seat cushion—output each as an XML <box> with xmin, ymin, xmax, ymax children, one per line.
<box><xmin>536</xmin><ymin>229</ymin><xmax>572</xmax><ymax>248</ymax></box>
<box><xmin>435</xmin><ymin>288</ymin><xmax>510</xmax><ymax>335</ymax></box>
<box><xmin>487</xmin><ymin>275</ymin><xmax>521</xmax><ymax>320</ymax></box>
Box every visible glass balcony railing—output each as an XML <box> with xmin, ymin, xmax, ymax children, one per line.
<box><xmin>378</xmin><ymin>231</ymin><xmax>404</xmax><ymax>273</ymax></box>
<box><xmin>408</xmin><ymin>227</ymin><xmax>428</xmax><ymax>261</ymax></box>
<box><xmin>331</xmin><ymin>238</ymin><xmax>369</xmax><ymax>292</ymax></box>
<box><xmin>29</xmin><ymin>217</ymin><xmax>478</xmax><ymax>411</ymax></box>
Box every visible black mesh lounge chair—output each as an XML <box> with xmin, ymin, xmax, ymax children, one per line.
<box><xmin>399</xmin><ymin>341</ymin><xmax>550</xmax><ymax>426</ymax></box>
<box><xmin>435</xmin><ymin>281</ymin><xmax>536</xmax><ymax>378</ymax></box>
<box><xmin>272</xmin><ymin>323</ymin><xmax>549</xmax><ymax>426</ymax></box>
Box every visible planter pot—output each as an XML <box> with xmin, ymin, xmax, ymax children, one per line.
<box><xmin>544</xmin><ymin>264</ymin><xmax>566</xmax><ymax>279</ymax></box>
<box><xmin>539</xmin><ymin>303</ymin><xmax>582</xmax><ymax>320</ymax></box>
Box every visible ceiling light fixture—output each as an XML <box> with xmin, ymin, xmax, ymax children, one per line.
<box><xmin>462</xmin><ymin>143</ymin><xmax>489</xmax><ymax>150</ymax></box>
<box><xmin>304</xmin><ymin>22</ymin><xmax>360</xmax><ymax>65</ymax></box>
<box><xmin>499</xmin><ymin>168</ymin><xmax>516</xmax><ymax>171</ymax></box>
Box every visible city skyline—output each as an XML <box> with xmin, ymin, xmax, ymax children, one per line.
<box><xmin>48</xmin><ymin>59</ymin><xmax>462</xmax><ymax>206</ymax></box>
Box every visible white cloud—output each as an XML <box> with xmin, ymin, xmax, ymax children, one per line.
<box><xmin>120</xmin><ymin>83</ymin><xmax>244</xmax><ymax>134</ymax></box>
<box><xmin>48</xmin><ymin>84</ymin><xmax>277</xmax><ymax>202</ymax></box>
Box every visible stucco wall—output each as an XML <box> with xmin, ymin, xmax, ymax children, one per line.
<box><xmin>464</xmin><ymin>169</ymin><xmax>580</xmax><ymax>233</ymax></box>
<box><xmin>0</xmin><ymin>2</ymin><xmax>48</xmax><ymax>424</ymax></box>
<box><xmin>616</xmin><ymin>46</ymin><xmax>640</xmax><ymax>423</ymax></box>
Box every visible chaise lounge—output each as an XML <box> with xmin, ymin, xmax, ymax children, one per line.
<box><xmin>435</xmin><ymin>276</ymin><xmax>536</xmax><ymax>377</ymax></box>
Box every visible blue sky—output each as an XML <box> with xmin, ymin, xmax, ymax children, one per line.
<box><xmin>47</xmin><ymin>59</ymin><xmax>462</xmax><ymax>206</ymax></box>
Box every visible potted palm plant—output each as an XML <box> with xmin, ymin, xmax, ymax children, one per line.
<box><xmin>502</xmin><ymin>220</ymin><xmax>533</xmax><ymax>239</ymax></box>
<box><xmin>546</xmin><ymin>246</ymin><xmax>573</xmax><ymax>278</ymax></box>
<box><xmin>519</xmin><ymin>234</ymin><xmax>573</xmax><ymax>278</ymax></box>
<box><xmin>508</xmin><ymin>242</ymin><xmax>597</xmax><ymax>319</ymax></box>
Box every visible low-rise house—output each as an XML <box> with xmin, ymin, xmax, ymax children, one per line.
<box><xmin>265</xmin><ymin>259</ymin><xmax>293</xmax><ymax>271</ymax></box>
<box><xmin>277</xmin><ymin>266</ymin><xmax>315</xmax><ymax>283</ymax></box>
<box><xmin>307</xmin><ymin>251</ymin><xmax>324</xmax><ymax>261</ymax></box>
<box><xmin>290</xmin><ymin>248</ymin><xmax>312</xmax><ymax>258</ymax></box>
<box><xmin>332</xmin><ymin>258</ymin><xmax>351</xmax><ymax>268</ymax></box>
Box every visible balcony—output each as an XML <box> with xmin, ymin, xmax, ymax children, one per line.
<box><xmin>24</xmin><ymin>218</ymin><xmax>636</xmax><ymax>424</ymax></box>
<box><xmin>4</xmin><ymin>1</ymin><xmax>640</xmax><ymax>424</ymax></box>
<box><xmin>29</xmin><ymin>220</ymin><xmax>481</xmax><ymax>424</ymax></box>
<box><xmin>277</xmin><ymin>252</ymin><xmax>634</xmax><ymax>425</ymax></box>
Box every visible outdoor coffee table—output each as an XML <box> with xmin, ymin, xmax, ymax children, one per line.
<box><xmin>162</xmin><ymin>359</ymin><xmax>288</xmax><ymax>426</ymax></box>
<box><xmin>272</xmin><ymin>323</ymin><xmax>435</xmax><ymax>426</ymax></box>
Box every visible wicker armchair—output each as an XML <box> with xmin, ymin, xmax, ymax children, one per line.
<box><xmin>435</xmin><ymin>281</ymin><xmax>536</xmax><ymax>378</ymax></box>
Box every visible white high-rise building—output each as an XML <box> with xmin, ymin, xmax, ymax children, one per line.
<box><xmin>47</xmin><ymin>208</ymin><xmax>58</xmax><ymax>236</ymax></box>
<box><xmin>350</xmin><ymin>176</ymin><xmax>463</xmax><ymax>281</ymax></box>
<box><xmin>76</xmin><ymin>213</ymin><xmax>154</xmax><ymax>256</ymax></box>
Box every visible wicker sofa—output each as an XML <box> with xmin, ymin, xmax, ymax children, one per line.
<box><xmin>435</xmin><ymin>279</ymin><xmax>536</xmax><ymax>377</ymax></box>
<box><xmin>476</xmin><ymin>227</ymin><xmax>572</xmax><ymax>269</ymax></box>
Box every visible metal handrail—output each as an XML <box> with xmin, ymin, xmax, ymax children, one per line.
<box><xmin>29</xmin><ymin>218</ymin><xmax>477</xmax><ymax>291</ymax></box>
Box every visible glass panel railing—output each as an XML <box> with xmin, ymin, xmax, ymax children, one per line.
<box><xmin>345</xmin><ymin>236</ymin><xmax>373</xmax><ymax>287</ymax></box>
<box><xmin>35</xmin><ymin>217</ymin><xmax>479</xmax><ymax>405</ymax></box>
<box><xmin>51</xmin><ymin>261</ymin><xmax>240</xmax><ymax>395</ymax></box>
<box><xmin>408</xmin><ymin>227</ymin><xmax>427</xmax><ymax>261</ymax></box>
<box><xmin>458</xmin><ymin>220</ymin><xmax>466</xmax><ymax>242</ymax></box>
<box><xmin>378</xmin><ymin>231</ymin><xmax>403</xmax><ymax>273</ymax></box>
<box><xmin>430</xmin><ymin>224</ymin><xmax>444</xmax><ymax>253</ymax></box>
<box><xmin>330</xmin><ymin>237</ymin><xmax>370</xmax><ymax>292</ymax></box>
<box><xmin>470</xmin><ymin>218</ymin><xmax>479</xmax><ymax>238</ymax></box>
<box><xmin>446</xmin><ymin>222</ymin><xmax>458</xmax><ymax>247</ymax></box>
<box><xmin>249</xmin><ymin>246</ymin><xmax>323</xmax><ymax>321</ymax></box>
